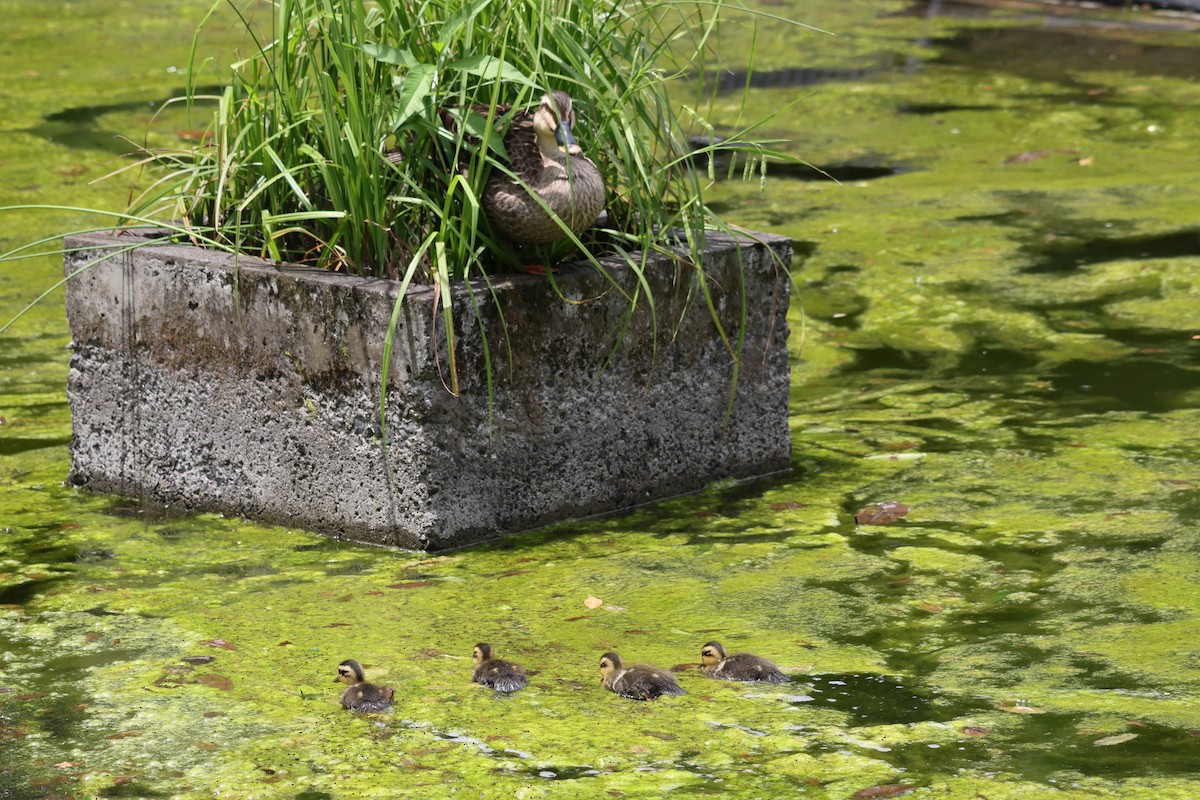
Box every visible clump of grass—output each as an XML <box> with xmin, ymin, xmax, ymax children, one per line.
<box><xmin>122</xmin><ymin>0</ymin><xmax>813</xmax><ymax>282</ymax></box>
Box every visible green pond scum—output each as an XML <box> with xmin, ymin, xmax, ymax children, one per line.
<box><xmin>2</xmin><ymin>0</ymin><xmax>1200</xmax><ymax>797</ymax></box>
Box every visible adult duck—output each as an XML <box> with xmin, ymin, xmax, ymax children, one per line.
<box><xmin>481</xmin><ymin>91</ymin><xmax>605</xmax><ymax>246</ymax></box>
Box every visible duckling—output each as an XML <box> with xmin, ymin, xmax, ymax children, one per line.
<box><xmin>482</xmin><ymin>91</ymin><xmax>606</xmax><ymax>246</ymax></box>
<box><xmin>333</xmin><ymin>659</ymin><xmax>394</xmax><ymax>712</ymax></box>
<box><xmin>699</xmin><ymin>641</ymin><xmax>788</xmax><ymax>684</ymax></box>
<box><xmin>472</xmin><ymin>643</ymin><xmax>528</xmax><ymax>693</ymax></box>
<box><xmin>599</xmin><ymin>652</ymin><xmax>686</xmax><ymax>700</ymax></box>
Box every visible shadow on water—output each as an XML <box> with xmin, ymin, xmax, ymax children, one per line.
<box><xmin>801</xmin><ymin>672</ymin><xmax>991</xmax><ymax>725</ymax></box>
<box><xmin>930</xmin><ymin>25</ymin><xmax>1200</xmax><ymax>84</ymax></box>
<box><xmin>1021</xmin><ymin>229</ymin><xmax>1200</xmax><ymax>275</ymax></box>
<box><xmin>1043</xmin><ymin>356</ymin><xmax>1199</xmax><ymax>414</ymax></box>
<box><xmin>24</xmin><ymin>87</ymin><xmax>220</xmax><ymax>157</ymax></box>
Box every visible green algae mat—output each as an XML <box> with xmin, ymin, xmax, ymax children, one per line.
<box><xmin>2</xmin><ymin>0</ymin><xmax>1200</xmax><ymax>797</ymax></box>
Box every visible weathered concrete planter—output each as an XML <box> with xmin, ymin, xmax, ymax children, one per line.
<box><xmin>63</xmin><ymin>231</ymin><xmax>792</xmax><ymax>550</ymax></box>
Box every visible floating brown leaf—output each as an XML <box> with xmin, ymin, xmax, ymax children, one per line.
<box><xmin>771</xmin><ymin>501</ymin><xmax>808</xmax><ymax>510</ymax></box>
<box><xmin>182</xmin><ymin>656</ymin><xmax>214</xmax><ymax>665</ymax></box>
<box><xmin>197</xmin><ymin>673</ymin><xmax>233</xmax><ymax>691</ymax></box>
<box><xmin>106</xmin><ymin>731</ymin><xmax>142</xmax><ymax>740</ymax></box>
<box><xmin>917</xmin><ymin>602</ymin><xmax>944</xmax><ymax>613</ymax></box>
<box><xmin>203</xmin><ymin>639</ymin><xmax>236</xmax><ymax>651</ymax></box>
<box><xmin>855</xmin><ymin>502</ymin><xmax>910</xmax><ymax>525</ymax></box>
<box><xmin>851</xmin><ymin>784</ymin><xmax>916</xmax><ymax>799</ymax></box>
<box><xmin>960</xmin><ymin>726</ymin><xmax>991</xmax><ymax>737</ymax></box>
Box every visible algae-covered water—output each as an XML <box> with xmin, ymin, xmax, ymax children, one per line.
<box><xmin>3</xmin><ymin>0</ymin><xmax>1200</xmax><ymax>797</ymax></box>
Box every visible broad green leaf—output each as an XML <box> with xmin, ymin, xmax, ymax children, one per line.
<box><xmin>391</xmin><ymin>63</ymin><xmax>436</xmax><ymax>129</ymax></box>
<box><xmin>446</xmin><ymin>55</ymin><xmax>534</xmax><ymax>87</ymax></box>
<box><xmin>359</xmin><ymin>43</ymin><xmax>416</xmax><ymax>68</ymax></box>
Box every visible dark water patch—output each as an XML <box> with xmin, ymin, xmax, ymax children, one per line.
<box><xmin>703</xmin><ymin>63</ymin><xmax>892</xmax><ymax>93</ymax></box>
<box><xmin>995</xmin><ymin>715</ymin><xmax>1200</xmax><ymax>780</ymax></box>
<box><xmin>46</xmin><ymin>649</ymin><xmax>144</xmax><ymax>673</ymax></box>
<box><xmin>27</xmin><ymin>88</ymin><xmax>220</xmax><ymax>157</ymax></box>
<box><xmin>687</xmin><ymin>136</ymin><xmax>904</xmax><ymax>183</ymax></box>
<box><xmin>955</xmin><ymin>347</ymin><xmax>1041</xmax><ymax>377</ymax></box>
<box><xmin>772</xmin><ymin>162</ymin><xmax>906</xmax><ymax>183</ymax></box>
<box><xmin>932</xmin><ymin>26</ymin><xmax>1200</xmax><ymax>85</ymax></box>
<box><xmin>1161</xmin><ymin>484</ymin><xmax>1200</xmax><ymax>523</ymax></box>
<box><xmin>1068</xmin><ymin>653</ymin><xmax>1155</xmax><ymax>692</ymax></box>
<box><xmin>898</xmin><ymin>102</ymin><xmax>1003</xmax><ymax>115</ymax></box>
<box><xmin>1021</xmin><ymin>228</ymin><xmax>1200</xmax><ymax>275</ymax></box>
<box><xmin>1042</xmin><ymin>356</ymin><xmax>1198</xmax><ymax>413</ymax></box>
<box><xmin>0</xmin><ymin>436</ymin><xmax>71</xmax><ymax>457</ymax></box>
<box><xmin>0</xmin><ymin>575</ymin><xmax>65</xmax><ymax>605</ymax></box>
<box><xmin>837</xmin><ymin>345</ymin><xmax>937</xmax><ymax>377</ymax></box>
<box><xmin>803</xmin><ymin>672</ymin><xmax>990</xmax><ymax>725</ymax></box>
<box><xmin>99</xmin><ymin>779</ymin><xmax>169</xmax><ymax>798</ymax></box>
<box><xmin>866</xmin><ymin>736</ymin><xmax>994</xmax><ymax>775</ymax></box>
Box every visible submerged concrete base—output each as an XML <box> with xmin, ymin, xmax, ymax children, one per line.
<box><xmin>63</xmin><ymin>230</ymin><xmax>792</xmax><ymax>550</ymax></box>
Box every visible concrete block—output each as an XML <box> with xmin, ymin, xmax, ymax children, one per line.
<box><xmin>63</xmin><ymin>230</ymin><xmax>792</xmax><ymax>549</ymax></box>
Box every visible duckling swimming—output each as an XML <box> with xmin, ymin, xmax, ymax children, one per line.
<box><xmin>699</xmin><ymin>641</ymin><xmax>788</xmax><ymax>683</ymax></box>
<box><xmin>333</xmin><ymin>659</ymin><xmax>394</xmax><ymax>712</ymax></box>
<box><xmin>599</xmin><ymin>652</ymin><xmax>686</xmax><ymax>700</ymax></box>
<box><xmin>472</xmin><ymin>643</ymin><xmax>527</xmax><ymax>693</ymax></box>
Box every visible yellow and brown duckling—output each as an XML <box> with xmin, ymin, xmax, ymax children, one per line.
<box><xmin>471</xmin><ymin>643</ymin><xmax>527</xmax><ymax>693</ymax></box>
<box><xmin>599</xmin><ymin>652</ymin><xmax>686</xmax><ymax>701</ymax></box>
<box><xmin>333</xmin><ymin>659</ymin><xmax>394</xmax><ymax>712</ymax></box>
<box><xmin>482</xmin><ymin>91</ymin><xmax>606</xmax><ymax>246</ymax></box>
<box><xmin>699</xmin><ymin>641</ymin><xmax>788</xmax><ymax>684</ymax></box>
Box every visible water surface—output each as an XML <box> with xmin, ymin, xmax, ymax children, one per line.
<box><xmin>2</xmin><ymin>0</ymin><xmax>1199</xmax><ymax>797</ymax></box>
